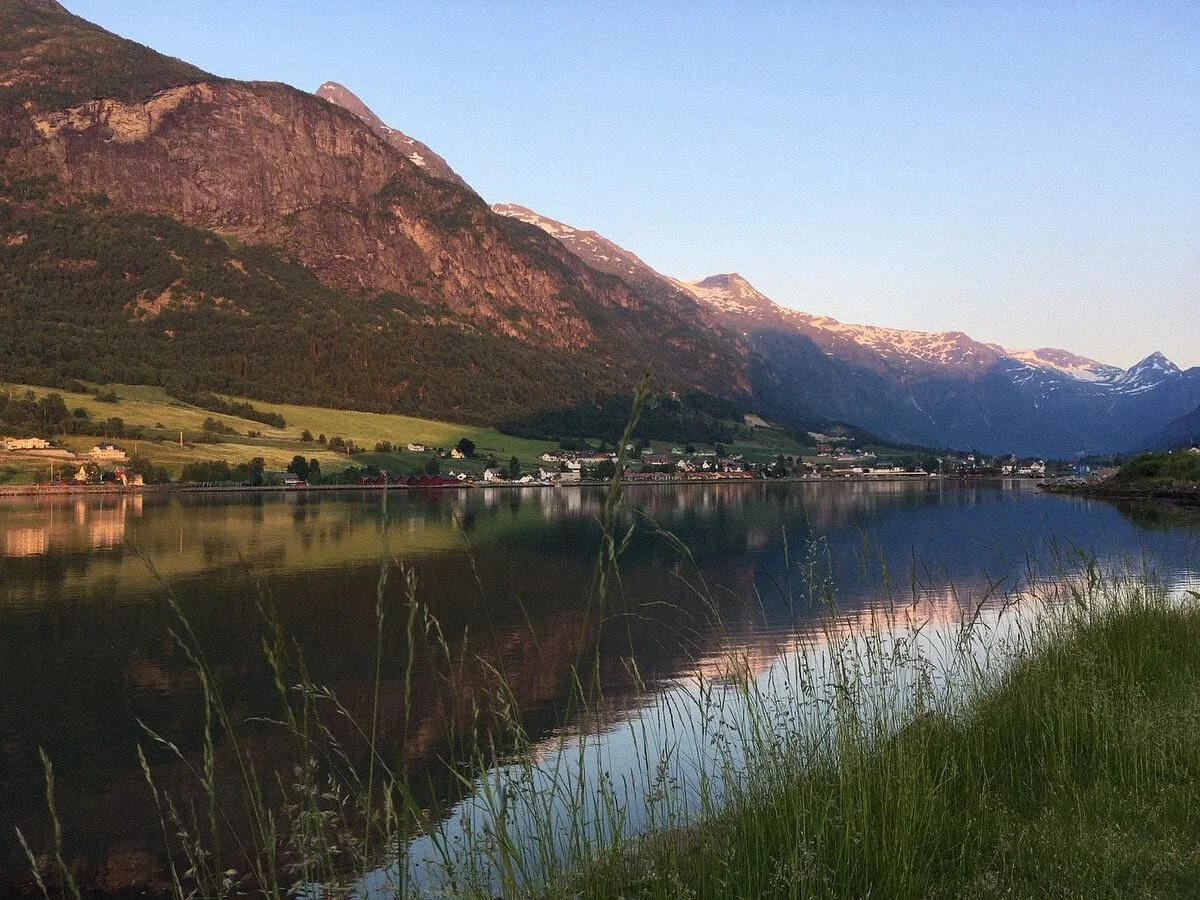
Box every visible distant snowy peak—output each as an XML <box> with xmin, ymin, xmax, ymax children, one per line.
<box><xmin>675</xmin><ymin>273</ymin><xmax>776</xmax><ymax>316</ymax></box>
<box><xmin>492</xmin><ymin>204</ymin><xmax>659</xmax><ymax>280</ymax></box>
<box><xmin>793</xmin><ymin>317</ymin><xmax>1003</xmax><ymax>370</ymax></box>
<box><xmin>679</xmin><ymin>274</ymin><xmax>1004</xmax><ymax>371</ymax></box>
<box><xmin>1111</xmin><ymin>351</ymin><xmax>1183</xmax><ymax>394</ymax></box>
<box><xmin>314</xmin><ymin>81</ymin><xmax>467</xmax><ymax>187</ymax></box>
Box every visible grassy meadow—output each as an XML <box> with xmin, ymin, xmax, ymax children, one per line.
<box><xmin>0</xmin><ymin>382</ymin><xmax>561</xmax><ymax>482</ymax></box>
<box><xmin>0</xmin><ymin>382</ymin><xmax>822</xmax><ymax>484</ymax></box>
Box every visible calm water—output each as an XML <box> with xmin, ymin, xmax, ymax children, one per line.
<box><xmin>1</xmin><ymin>480</ymin><xmax>1198</xmax><ymax>881</ymax></box>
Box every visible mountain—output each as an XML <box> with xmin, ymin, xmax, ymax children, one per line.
<box><xmin>1154</xmin><ymin>406</ymin><xmax>1200</xmax><ymax>451</ymax></box>
<box><xmin>680</xmin><ymin>276</ymin><xmax>1200</xmax><ymax>457</ymax></box>
<box><xmin>2</xmin><ymin>0</ymin><xmax>1195</xmax><ymax>454</ymax></box>
<box><xmin>492</xmin><ymin>204</ymin><xmax>663</xmax><ymax>283</ymax></box>
<box><xmin>314</xmin><ymin>81</ymin><xmax>467</xmax><ymax>188</ymax></box>
<box><xmin>0</xmin><ymin>0</ymin><xmax>743</xmax><ymax>422</ymax></box>
<box><xmin>493</xmin><ymin>205</ymin><xmax>1200</xmax><ymax>457</ymax></box>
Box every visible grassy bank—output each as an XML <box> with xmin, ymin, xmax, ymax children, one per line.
<box><xmin>558</xmin><ymin>584</ymin><xmax>1200</xmax><ymax>899</ymax></box>
<box><xmin>1044</xmin><ymin>451</ymin><xmax>1200</xmax><ymax>506</ymax></box>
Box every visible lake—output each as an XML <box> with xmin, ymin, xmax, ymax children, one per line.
<box><xmin>2</xmin><ymin>480</ymin><xmax>1198</xmax><ymax>888</ymax></box>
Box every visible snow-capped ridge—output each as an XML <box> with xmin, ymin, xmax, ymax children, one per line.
<box><xmin>490</xmin><ymin>204</ymin><xmax>1187</xmax><ymax>399</ymax></box>
<box><xmin>492</xmin><ymin>203</ymin><xmax>656</xmax><ymax>279</ymax></box>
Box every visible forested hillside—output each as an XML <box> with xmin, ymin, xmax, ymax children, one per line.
<box><xmin>0</xmin><ymin>197</ymin><xmax>675</xmax><ymax>423</ymax></box>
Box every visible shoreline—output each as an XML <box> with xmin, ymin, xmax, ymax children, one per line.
<box><xmin>1038</xmin><ymin>481</ymin><xmax>1200</xmax><ymax>508</ymax></box>
<box><xmin>0</xmin><ymin>473</ymin><xmax>1047</xmax><ymax>499</ymax></box>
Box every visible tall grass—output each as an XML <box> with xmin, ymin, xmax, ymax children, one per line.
<box><xmin>17</xmin><ymin>382</ymin><xmax>1200</xmax><ymax>896</ymax></box>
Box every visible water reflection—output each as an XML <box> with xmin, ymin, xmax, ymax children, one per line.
<box><xmin>1</xmin><ymin>481</ymin><xmax>1197</xmax><ymax>886</ymax></box>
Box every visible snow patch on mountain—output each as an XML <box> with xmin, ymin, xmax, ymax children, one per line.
<box><xmin>674</xmin><ymin>273</ymin><xmax>773</xmax><ymax>316</ymax></box>
<box><xmin>492</xmin><ymin>204</ymin><xmax>648</xmax><ymax>278</ymax></box>
<box><xmin>1004</xmin><ymin>348</ymin><xmax>1123</xmax><ymax>384</ymax></box>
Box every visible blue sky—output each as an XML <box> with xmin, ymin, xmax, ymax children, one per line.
<box><xmin>67</xmin><ymin>1</ymin><xmax>1199</xmax><ymax>368</ymax></box>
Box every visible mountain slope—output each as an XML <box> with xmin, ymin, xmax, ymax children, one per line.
<box><xmin>1154</xmin><ymin>406</ymin><xmax>1200</xmax><ymax>451</ymax></box>
<box><xmin>0</xmin><ymin>0</ymin><xmax>211</xmax><ymax>111</ymax></box>
<box><xmin>684</xmin><ymin>276</ymin><xmax>1200</xmax><ymax>456</ymax></box>
<box><xmin>0</xmin><ymin>0</ymin><xmax>744</xmax><ymax>416</ymax></box>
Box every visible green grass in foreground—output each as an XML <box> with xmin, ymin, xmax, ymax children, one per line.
<box><xmin>568</xmin><ymin>593</ymin><xmax>1200</xmax><ymax>899</ymax></box>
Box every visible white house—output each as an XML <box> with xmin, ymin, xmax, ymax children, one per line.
<box><xmin>407</xmin><ymin>443</ymin><xmax>426</xmax><ymax>453</ymax></box>
<box><xmin>2</xmin><ymin>437</ymin><xmax>50</xmax><ymax>451</ymax></box>
<box><xmin>482</xmin><ymin>467</ymin><xmax>504</xmax><ymax>483</ymax></box>
<box><xmin>89</xmin><ymin>442</ymin><xmax>127</xmax><ymax>462</ymax></box>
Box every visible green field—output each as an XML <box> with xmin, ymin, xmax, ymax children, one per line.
<box><xmin>0</xmin><ymin>382</ymin><xmax>820</xmax><ymax>483</ymax></box>
<box><xmin>0</xmin><ymin>382</ymin><xmax>561</xmax><ymax>482</ymax></box>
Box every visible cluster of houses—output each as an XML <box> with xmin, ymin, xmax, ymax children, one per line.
<box><xmin>2</xmin><ymin>437</ymin><xmax>139</xmax><ymax>484</ymax></box>
<box><xmin>928</xmin><ymin>452</ymin><xmax>1049</xmax><ymax>477</ymax></box>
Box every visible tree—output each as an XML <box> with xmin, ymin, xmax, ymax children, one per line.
<box><xmin>507</xmin><ymin>455</ymin><xmax>521</xmax><ymax>479</ymax></box>
<box><xmin>594</xmin><ymin>459</ymin><xmax>617</xmax><ymax>481</ymax></box>
<box><xmin>424</xmin><ymin>457</ymin><xmax>440</xmax><ymax>476</ymax></box>
<box><xmin>287</xmin><ymin>455</ymin><xmax>309</xmax><ymax>481</ymax></box>
<box><xmin>300</xmin><ymin>429</ymin><xmax>314</xmax><ymax>442</ymax></box>
<box><xmin>307</xmin><ymin>458</ymin><xmax>322</xmax><ymax>482</ymax></box>
<box><xmin>456</xmin><ymin>437</ymin><xmax>476</xmax><ymax>458</ymax></box>
<box><xmin>127</xmin><ymin>454</ymin><xmax>172</xmax><ymax>484</ymax></box>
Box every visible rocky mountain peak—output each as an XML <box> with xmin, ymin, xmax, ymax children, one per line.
<box><xmin>314</xmin><ymin>80</ymin><xmax>467</xmax><ymax>187</ymax></box>
<box><xmin>1134</xmin><ymin>351</ymin><xmax>1180</xmax><ymax>374</ymax></box>
<box><xmin>1111</xmin><ymin>351</ymin><xmax>1183</xmax><ymax>395</ymax></box>
<box><xmin>682</xmin><ymin>273</ymin><xmax>776</xmax><ymax>315</ymax></box>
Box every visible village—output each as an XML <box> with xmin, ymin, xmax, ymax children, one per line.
<box><xmin>0</xmin><ymin>436</ymin><xmax>145</xmax><ymax>485</ymax></box>
<box><xmin>324</xmin><ymin>441</ymin><xmax>1059</xmax><ymax>489</ymax></box>
<box><xmin>1</xmin><ymin>426</ymin><xmax>1067</xmax><ymax>491</ymax></box>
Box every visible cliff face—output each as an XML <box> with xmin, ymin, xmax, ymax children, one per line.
<box><xmin>12</xmin><ymin>79</ymin><xmax>643</xmax><ymax>349</ymax></box>
<box><xmin>314</xmin><ymin>80</ymin><xmax>468</xmax><ymax>188</ymax></box>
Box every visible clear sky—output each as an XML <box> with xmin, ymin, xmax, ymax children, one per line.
<box><xmin>65</xmin><ymin>1</ymin><xmax>1200</xmax><ymax>369</ymax></box>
